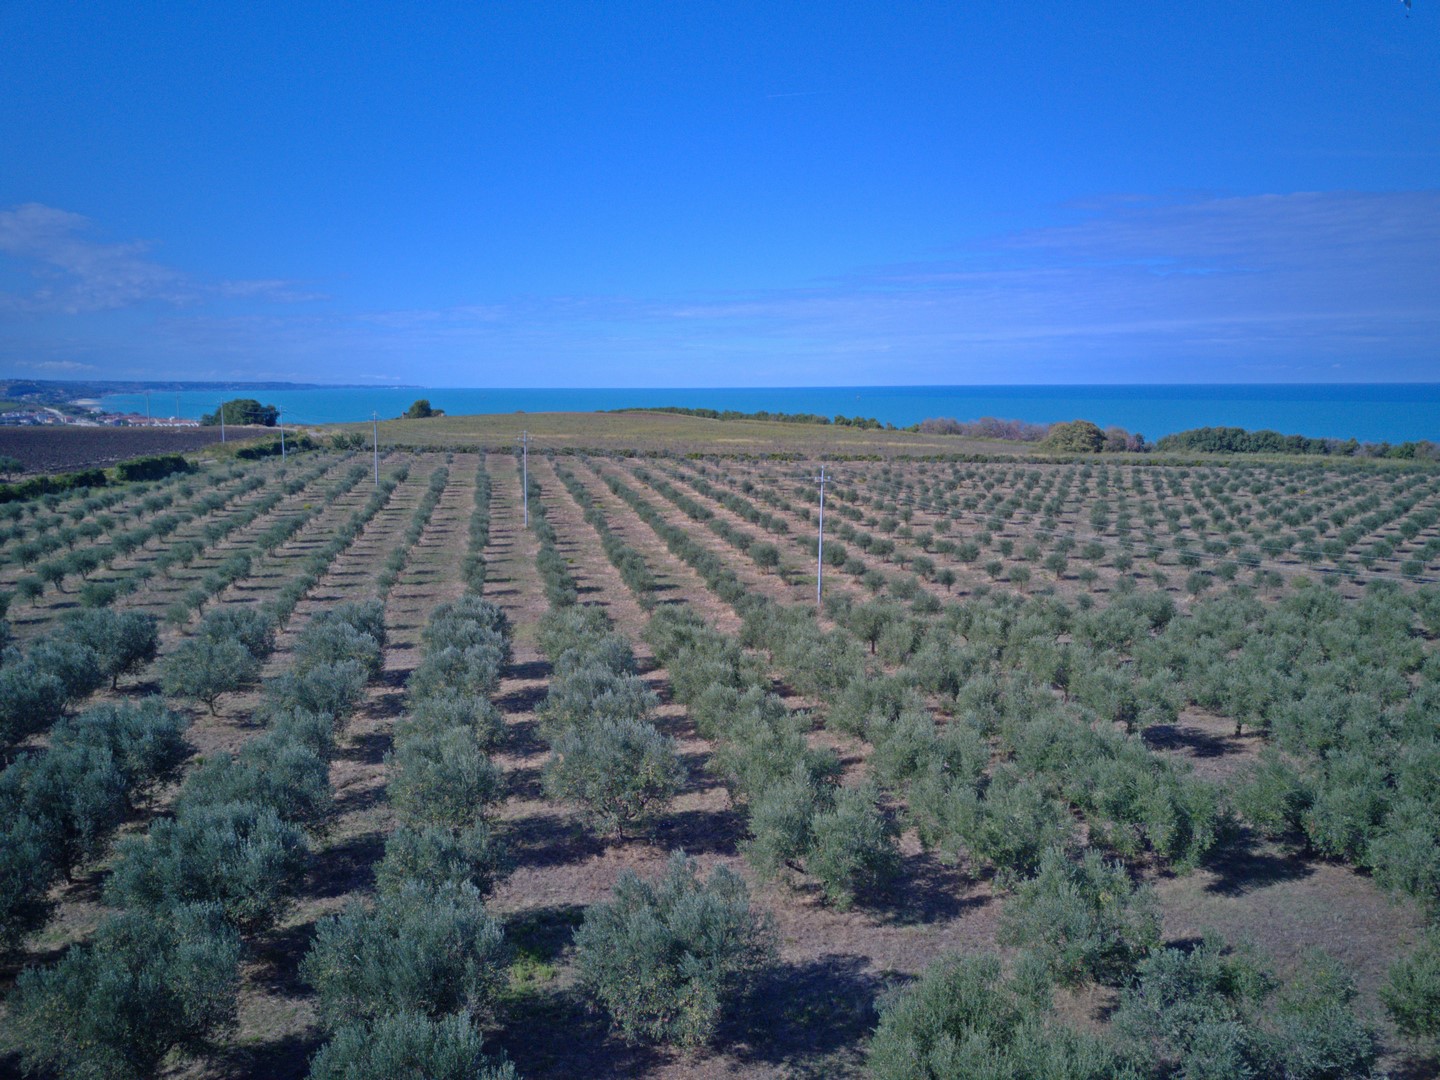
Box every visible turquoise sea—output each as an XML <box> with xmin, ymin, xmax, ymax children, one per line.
<box><xmin>100</xmin><ymin>384</ymin><xmax>1440</xmax><ymax>444</ymax></box>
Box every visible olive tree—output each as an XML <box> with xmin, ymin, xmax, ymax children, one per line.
<box><xmin>997</xmin><ymin>846</ymin><xmax>1161</xmax><ymax>987</ymax></box>
<box><xmin>106</xmin><ymin>800</ymin><xmax>308</xmax><ymax>932</ymax></box>
<box><xmin>308</xmin><ymin>1012</ymin><xmax>516</xmax><ymax>1080</ymax></box>
<box><xmin>542</xmin><ymin>717</ymin><xmax>685</xmax><ymax>839</ymax></box>
<box><xmin>5</xmin><ymin>904</ymin><xmax>240</xmax><ymax>1080</ymax></box>
<box><xmin>300</xmin><ymin>880</ymin><xmax>508</xmax><ymax>1030</ymax></box>
<box><xmin>867</xmin><ymin>951</ymin><xmax>1136</xmax><ymax>1080</ymax></box>
<box><xmin>161</xmin><ymin>637</ymin><xmax>260</xmax><ymax>713</ymax></box>
<box><xmin>574</xmin><ymin>853</ymin><xmax>776</xmax><ymax>1048</ymax></box>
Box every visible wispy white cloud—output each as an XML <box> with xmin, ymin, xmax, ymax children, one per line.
<box><xmin>0</xmin><ymin>203</ymin><xmax>324</xmax><ymax>313</ymax></box>
<box><xmin>14</xmin><ymin>359</ymin><xmax>101</xmax><ymax>373</ymax></box>
<box><xmin>1</xmin><ymin>190</ymin><xmax>1435</xmax><ymax>384</ymax></box>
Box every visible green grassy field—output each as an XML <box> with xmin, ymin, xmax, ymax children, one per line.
<box><xmin>318</xmin><ymin>409</ymin><xmax>1041</xmax><ymax>456</ymax></box>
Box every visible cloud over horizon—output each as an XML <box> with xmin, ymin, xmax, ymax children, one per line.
<box><xmin>0</xmin><ymin>203</ymin><xmax>323</xmax><ymax>315</ymax></box>
<box><xmin>1</xmin><ymin>189</ymin><xmax>1436</xmax><ymax>385</ymax></box>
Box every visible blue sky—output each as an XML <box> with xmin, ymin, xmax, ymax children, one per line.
<box><xmin>1</xmin><ymin>2</ymin><xmax>1437</xmax><ymax>386</ymax></box>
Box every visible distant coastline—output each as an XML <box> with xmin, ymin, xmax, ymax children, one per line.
<box><xmin>93</xmin><ymin>384</ymin><xmax>1440</xmax><ymax>444</ymax></box>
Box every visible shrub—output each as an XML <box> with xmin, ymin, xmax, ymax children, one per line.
<box><xmin>106</xmin><ymin>800</ymin><xmax>308</xmax><ymax>932</ymax></box>
<box><xmin>57</xmin><ymin>609</ymin><xmax>159</xmax><ymax>689</ymax></box>
<box><xmin>5</xmin><ymin>904</ymin><xmax>240</xmax><ymax>1080</ymax></box>
<box><xmin>27</xmin><ymin>637</ymin><xmax>107</xmax><ymax>703</ymax></box>
<box><xmin>308</xmin><ymin>1011</ymin><xmax>516</xmax><ymax>1080</ymax></box>
<box><xmin>301</xmin><ymin>880</ymin><xmax>508</xmax><ymax>1030</ymax></box>
<box><xmin>805</xmin><ymin>783</ymin><xmax>901</xmax><ymax>910</ymax></box>
<box><xmin>0</xmin><ymin>813</ymin><xmax>56</xmax><ymax>949</ymax></box>
<box><xmin>1044</xmin><ymin>419</ymin><xmax>1106</xmax><ymax>454</ymax></box>
<box><xmin>115</xmin><ymin>453</ymin><xmax>193</xmax><ymax>482</ymax></box>
<box><xmin>543</xmin><ymin>717</ymin><xmax>685</xmax><ymax>839</ymax></box>
<box><xmin>295</xmin><ymin>619</ymin><xmax>383</xmax><ymax>681</ymax></box>
<box><xmin>1260</xmin><ymin>951</ymin><xmax>1380</xmax><ymax>1079</ymax></box>
<box><xmin>408</xmin><ymin>642</ymin><xmax>508</xmax><ymax>702</ymax></box>
<box><xmin>1112</xmin><ymin>936</ymin><xmax>1274</xmax><ymax>1075</ymax></box>
<box><xmin>161</xmin><ymin>637</ymin><xmax>260</xmax><ymax>713</ymax></box>
<box><xmin>911</xmin><ymin>766</ymin><xmax>1074</xmax><ymax>886</ymax></box>
<box><xmin>53</xmin><ymin>698</ymin><xmax>190</xmax><ymax>796</ymax></box>
<box><xmin>867</xmin><ymin>951</ymin><xmax>1139</xmax><ymax>1080</ymax></box>
<box><xmin>1383</xmin><ymin>931</ymin><xmax>1440</xmax><ymax>1043</ymax></box>
<box><xmin>387</xmin><ymin>727</ymin><xmax>504</xmax><ymax>830</ymax></box>
<box><xmin>179</xmin><ymin>737</ymin><xmax>332</xmax><ymax>829</ymax></box>
<box><xmin>196</xmin><ymin>605</ymin><xmax>276</xmax><ymax>658</ymax></box>
<box><xmin>264</xmin><ymin>660</ymin><xmax>369</xmax><ymax>721</ymax></box>
<box><xmin>0</xmin><ymin>661</ymin><xmax>67</xmax><ymax>746</ymax></box>
<box><xmin>375</xmin><ymin>822</ymin><xmax>508</xmax><ymax>898</ymax></box>
<box><xmin>574</xmin><ymin>852</ymin><xmax>776</xmax><ymax>1048</ymax></box>
<box><xmin>998</xmin><ymin>846</ymin><xmax>1161</xmax><ymax>987</ymax></box>
<box><xmin>398</xmin><ymin>692</ymin><xmax>505</xmax><ymax>751</ymax></box>
<box><xmin>1</xmin><ymin>742</ymin><xmax>128</xmax><ymax>877</ymax></box>
<box><xmin>539</xmin><ymin>662</ymin><xmax>657</xmax><ymax>738</ymax></box>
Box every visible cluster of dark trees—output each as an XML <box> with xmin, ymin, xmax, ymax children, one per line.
<box><xmin>918</xmin><ymin>415</ymin><xmax>1148</xmax><ymax>453</ymax></box>
<box><xmin>0</xmin><ymin>467</ymin><xmax>109</xmax><ymax>504</ymax></box>
<box><xmin>1156</xmin><ymin>425</ymin><xmax>1440</xmax><ymax>460</ymax></box>
<box><xmin>402</xmin><ymin>398</ymin><xmax>445</xmax><ymax>419</ymax></box>
<box><xmin>919</xmin><ymin>415</ymin><xmax>1051</xmax><ymax>440</ymax></box>
<box><xmin>200</xmin><ymin>398</ymin><xmax>278</xmax><ymax>426</ymax></box>
<box><xmin>612</xmin><ymin>404</ymin><xmax>892</xmax><ymax>428</ymax></box>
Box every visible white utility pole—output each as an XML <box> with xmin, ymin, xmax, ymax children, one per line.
<box><xmin>219</xmin><ymin>401</ymin><xmax>226</xmax><ymax>443</ymax></box>
<box><xmin>816</xmin><ymin>463</ymin><xmax>827</xmax><ymax>609</ymax></box>
<box><xmin>279</xmin><ymin>412</ymin><xmax>286</xmax><ymax>460</ymax></box>
<box><xmin>372</xmin><ymin>411</ymin><xmax>380</xmax><ymax>486</ymax></box>
<box><xmin>521</xmin><ymin>430</ymin><xmax>529</xmax><ymax>526</ymax></box>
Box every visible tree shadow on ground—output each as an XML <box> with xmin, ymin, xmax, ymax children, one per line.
<box><xmin>250</xmin><ymin>918</ymin><xmax>317</xmax><ymax>998</ymax></box>
<box><xmin>504</xmin><ymin>657</ymin><xmax>551</xmax><ymax>681</ymax></box>
<box><xmin>865</xmin><ymin>850</ymin><xmax>991</xmax><ymax>926</ymax></box>
<box><xmin>305</xmin><ymin>830</ymin><xmax>384</xmax><ymax>900</ymax></box>
<box><xmin>726</xmin><ymin>953</ymin><xmax>887</xmax><ymax>1076</ymax></box>
<box><xmin>650</xmin><ymin>805</ymin><xmax>747</xmax><ymax>857</ymax></box>
<box><xmin>333</xmin><ymin>729</ymin><xmax>391</xmax><ymax>767</ymax></box>
<box><xmin>503</xmin><ymin>812</ymin><xmax>606</xmax><ymax>871</ymax></box>
<box><xmin>495</xmin><ymin>981</ymin><xmax>669</xmax><ymax>1080</ymax></box>
<box><xmin>1201</xmin><ymin>828</ymin><xmax>1315</xmax><ymax>897</ymax></box>
<box><xmin>505</xmin><ymin>762</ymin><xmax>546</xmax><ymax>801</ymax></box>
<box><xmin>210</xmin><ymin>1029</ymin><xmax>319</xmax><ymax>1080</ymax></box>
<box><xmin>499</xmin><ymin>684</ymin><xmax>552</xmax><ymax>715</ymax></box>
<box><xmin>1143</xmin><ymin>722</ymin><xmax>1241</xmax><ymax>758</ymax></box>
<box><xmin>501</xmin><ymin>716</ymin><xmax>549</xmax><ymax>760</ymax></box>
<box><xmin>505</xmin><ymin>902</ymin><xmax>585</xmax><ymax>964</ymax></box>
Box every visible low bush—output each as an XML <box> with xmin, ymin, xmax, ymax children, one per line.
<box><xmin>574</xmin><ymin>853</ymin><xmax>776</xmax><ymax>1048</ymax></box>
<box><xmin>301</xmin><ymin>880</ymin><xmax>509</xmax><ymax>1030</ymax></box>
<box><xmin>375</xmin><ymin>822</ymin><xmax>508</xmax><ymax>898</ymax></box>
<box><xmin>543</xmin><ymin>716</ymin><xmax>685</xmax><ymax>839</ymax></box>
<box><xmin>106</xmin><ymin>800</ymin><xmax>308</xmax><ymax>932</ymax></box>
<box><xmin>308</xmin><ymin>1011</ymin><xmax>516</xmax><ymax>1080</ymax></box>
<box><xmin>867</xmin><ymin>951</ymin><xmax>1140</xmax><ymax>1080</ymax></box>
<box><xmin>5</xmin><ymin>904</ymin><xmax>240</xmax><ymax>1080</ymax></box>
<box><xmin>998</xmin><ymin>846</ymin><xmax>1161</xmax><ymax>987</ymax></box>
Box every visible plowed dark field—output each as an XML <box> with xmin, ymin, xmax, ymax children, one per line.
<box><xmin>0</xmin><ymin>425</ymin><xmax>270</xmax><ymax>473</ymax></box>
